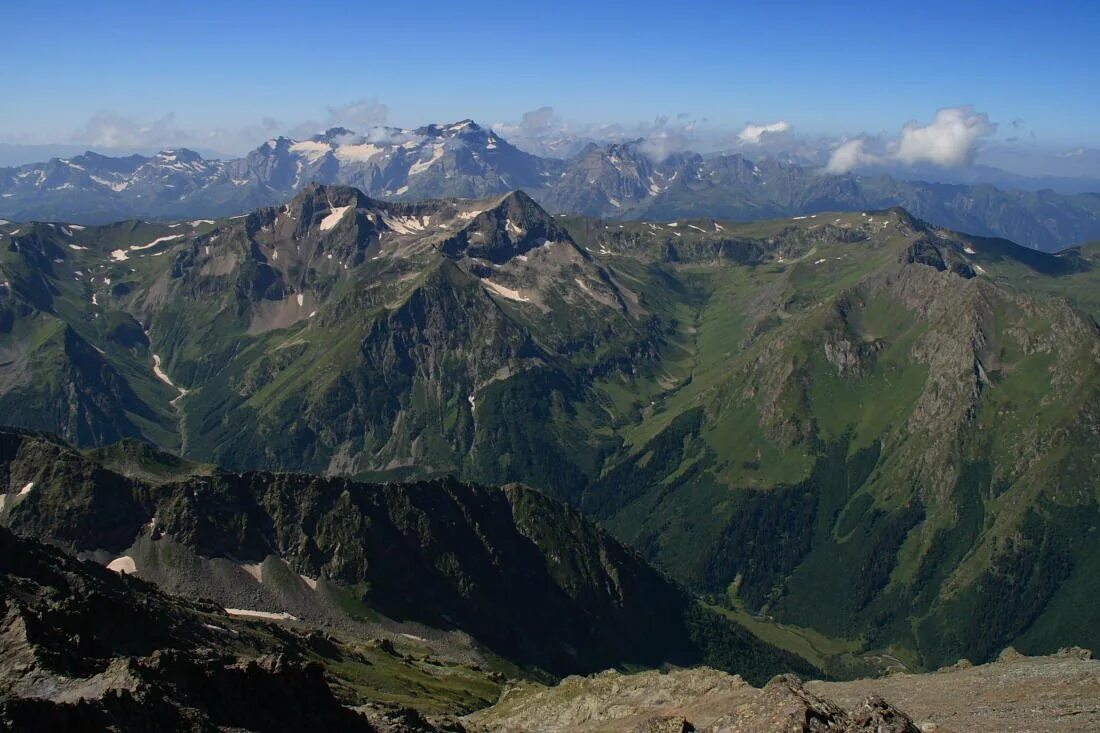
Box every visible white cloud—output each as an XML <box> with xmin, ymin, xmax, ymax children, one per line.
<box><xmin>325</xmin><ymin>99</ymin><xmax>389</xmax><ymax>129</ymax></box>
<box><xmin>824</xmin><ymin>106</ymin><xmax>996</xmax><ymax>174</ymax></box>
<box><xmin>1057</xmin><ymin>147</ymin><xmax>1086</xmax><ymax>159</ymax></box>
<box><xmin>825</xmin><ymin>139</ymin><xmax>881</xmax><ymax>174</ymax></box>
<box><xmin>69</xmin><ymin>112</ymin><xmax>280</xmax><ymax>157</ymax></box>
<box><xmin>286</xmin><ymin>98</ymin><xmax>391</xmax><ymax>140</ymax></box>
<box><xmin>492</xmin><ymin>108</ymin><xmax>710</xmax><ymax>160</ymax></box>
<box><xmin>737</xmin><ymin>120</ymin><xmax>792</xmax><ymax>145</ymax></box>
<box><xmin>517</xmin><ymin>106</ymin><xmax>556</xmax><ymax>136</ymax></box>
<box><xmin>72</xmin><ymin>112</ymin><xmax>184</xmax><ymax>149</ymax></box>
<box><xmin>893</xmin><ymin>106</ymin><xmax>995</xmax><ymax>166</ymax></box>
<box><xmin>638</xmin><ymin>117</ymin><xmax>699</xmax><ymax>161</ymax></box>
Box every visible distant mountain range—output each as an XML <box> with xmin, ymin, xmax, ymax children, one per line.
<box><xmin>2</xmin><ymin>121</ymin><xmax>1099</xmax><ymax>251</ymax></box>
<box><xmin>2</xmin><ymin>185</ymin><xmax>1097</xmax><ymax>672</ymax></box>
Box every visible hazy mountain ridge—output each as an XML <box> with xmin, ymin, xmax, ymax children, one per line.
<box><xmin>3</xmin><ymin>124</ymin><xmax>1100</xmax><ymax>251</ymax></box>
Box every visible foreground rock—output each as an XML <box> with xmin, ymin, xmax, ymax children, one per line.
<box><xmin>466</xmin><ymin>668</ymin><xmax>919</xmax><ymax>732</ymax></box>
<box><xmin>0</xmin><ymin>525</ymin><xmax>379</xmax><ymax>732</ymax></box>
<box><xmin>809</xmin><ymin>649</ymin><xmax>1100</xmax><ymax>733</ymax></box>
<box><xmin>468</xmin><ymin>653</ymin><xmax>1100</xmax><ymax>733</ymax></box>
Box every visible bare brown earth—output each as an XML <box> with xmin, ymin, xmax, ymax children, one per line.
<box><xmin>467</xmin><ymin>650</ymin><xmax>1099</xmax><ymax>733</ymax></box>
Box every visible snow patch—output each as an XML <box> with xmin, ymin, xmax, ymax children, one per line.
<box><xmin>18</xmin><ymin>481</ymin><xmax>33</xmax><ymax>496</ymax></box>
<box><xmin>380</xmin><ymin>213</ymin><xmax>428</xmax><ymax>235</ymax></box>
<box><xmin>482</xmin><ymin>279</ymin><xmax>530</xmax><ymax>302</ymax></box>
<box><xmin>335</xmin><ymin>143</ymin><xmax>383</xmax><ymax>162</ymax></box>
<box><xmin>152</xmin><ymin>354</ymin><xmax>188</xmax><ymax>403</ymax></box>
<box><xmin>457</xmin><ymin>208</ymin><xmax>485</xmax><ymax>221</ymax></box>
<box><xmin>320</xmin><ymin>205</ymin><xmax>351</xmax><ymax>231</ymax></box>
<box><xmin>107</xmin><ymin>556</ymin><xmax>137</xmax><ymax>575</ymax></box>
<box><xmin>289</xmin><ymin>140</ymin><xmax>332</xmax><ymax>161</ymax></box>
<box><xmin>224</xmin><ymin>608</ymin><xmax>298</xmax><ymax>621</ymax></box>
<box><xmin>130</xmin><ymin>234</ymin><xmax>183</xmax><ymax>252</ymax></box>
<box><xmin>408</xmin><ymin>143</ymin><xmax>445</xmax><ymax>176</ymax></box>
<box><xmin>90</xmin><ymin>176</ymin><xmax>130</xmax><ymax>192</ymax></box>
<box><xmin>109</xmin><ymin>249</ymin><xmax>129</xmax><ymax>261</ymax></box>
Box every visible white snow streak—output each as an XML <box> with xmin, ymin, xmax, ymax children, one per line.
<box><xmin>320</xmin><ymin>206</ymin><xmax>351</xmax><ymax>231</ymax></box>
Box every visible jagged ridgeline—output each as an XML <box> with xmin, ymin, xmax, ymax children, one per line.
<box><xmin>1</xmin><ymin>185</ymin><xmax>1099</xmax><ymax>670</ymax></box>
<box><xmin>2</xmin><ymin>121</ymin><xmax>1100</xmax><ymax>251</ymax></box>
<box><xmin>0</xmin><ymin>524</ymin><xmax>379</xmax><ymax>731</ymax></box>
<box><xmin>0</xmin><ymin>428</ymin><xmax>812</xmax><ymax>683</ymax></box>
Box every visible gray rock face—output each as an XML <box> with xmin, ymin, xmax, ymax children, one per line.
<box><xmin>467</xmin><ymin>668</ymin><xmax>923</xmax><ymax>733</ymax></box>
<box><xmin>0</xmin><ymin>525</ymin><xmax>379</xmax><ymax>733</ymax></box>
<box><xmin>701</xmin><ymin>675</ymin><xmax>921</xmax><ymax>733</ymax></box>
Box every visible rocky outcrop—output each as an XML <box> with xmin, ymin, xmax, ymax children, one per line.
<box><xmin>0</xmin><ymin>525</ymin><xmax>378</xmax><ymax>732</ymax></box>
<box><xmin>808</xmin><ymin>650</ymin><xmax>1100</xmax><ymax>733</ymax></box>
<box><xmin>1</xmin><ymin>652</ymin><xmax>379</xmax><ymax>733</ymax></box>
<box><xmin>467</xmin><ymin>668</ymin><xmax>921</xmax><ymax>733</ymax></box>
<box><xmin>697</xmin><ymin>675</ymin><xmax>919</xmax><ymax>733</ymax></box>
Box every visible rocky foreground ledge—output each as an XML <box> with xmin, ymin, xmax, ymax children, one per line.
<box><xmin>466</xmin><ymin>649</ymin><xmax>1099</xmax><ymax>733</ymax></box>
<box><xmin>2</xmin><ymin>521</ymin><xmax>1096</xmax><ymax>733</ymax></box>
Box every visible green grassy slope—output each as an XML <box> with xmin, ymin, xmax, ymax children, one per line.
<box><xmin>1</xmin><ymin>195</ymin><xmax>1097</xmax><ymax>671</ymax></box>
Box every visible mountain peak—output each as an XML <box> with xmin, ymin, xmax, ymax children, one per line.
<box><xmin>415</xmin><ymin>119</ymin><xmax>484</xmax><ymax>138</ymax></box>
<box><xmin>447</xmin><ymin>119</ymin><xmax>480</xmax><ymax>132</ymax></box>
<box><xmin>311</xmin><ymin>127</ymin><xmax>357</xmax><ymax>143</ymax></box>
<box><xmin>155</xmin><ymin>148</ymin><xmax>203</xmax><ymax>162</ymax></box>
<box><xmin>439</xmin><ymin>189</ymin><xmax>575</xmax><ymax>265</ymax></box>
<box><xmin>291</xmin><ymin>182</ymin><xmax>373</xmax><ymax>210</ymax></box>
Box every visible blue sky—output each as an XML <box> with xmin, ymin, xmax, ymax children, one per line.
<box><xmin>1</xmin><ymin>0</ymin><xmax>1098</xmax><ymax>152</ymax></box>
